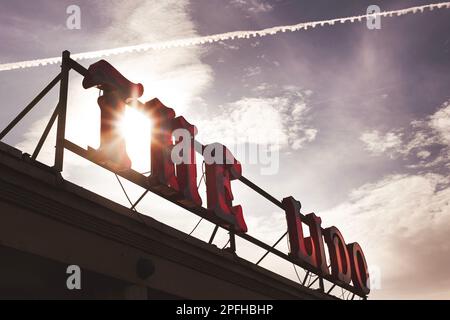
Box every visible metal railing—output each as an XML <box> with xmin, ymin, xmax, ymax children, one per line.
<box><xmin>0</xmin><ymin>50</ymin><xmax>367</xmax><ymax>300</ymax></box>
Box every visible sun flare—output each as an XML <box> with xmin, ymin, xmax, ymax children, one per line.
<box><xmin>118</xmin><ymin>106</ymin><xmax>152</xmax><ymax>173</ymax></box>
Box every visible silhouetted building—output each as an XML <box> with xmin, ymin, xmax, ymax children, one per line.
<box><xmin>0</xmin><ymin>141</ymin><xmax>332</xmax><ymax>299</ymax></box>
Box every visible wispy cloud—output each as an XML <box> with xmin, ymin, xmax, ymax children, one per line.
<box><xmin>360</xmin><ymin>100</ymin><xmax>450</xmax><ymax>169</ymax></box>
<box><xmin>360</xmin><ymin>130</ymin><xmax>403</xmax><ymax>157</ymax></box>
<box><xmin>230</xmin><ymin>0</ymin><xmax>274</xmax><ymax>13</ymax></box>
<box><xmin>243</xmin><ymin>66</ymin><xmax>262</xmax><ymax>77</ymax></box>
<box><xmin>195</xmin><ymin>86</ymin><xmax>317</xmax><ymax>151</ymax></box>
<box><xmin>322</xmin><ymin>172</ymin><xmax>450</xmax><ymax>299</ymax></box>
<box><xmin>326</xmin><ymin>99</ymin><xmax>450</xmax><ymax>298</ymax></box>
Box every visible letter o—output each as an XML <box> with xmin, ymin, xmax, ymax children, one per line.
<box><xmin>347</xmin><ymin>242</ymin><xmax>370</xmax><ymax>295</ymax></box>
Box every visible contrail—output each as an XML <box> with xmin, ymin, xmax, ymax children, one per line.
<box><xmin>1</xmin><ymin>2</ymin><xmax>449</xmax><ymax>72</ymax></box>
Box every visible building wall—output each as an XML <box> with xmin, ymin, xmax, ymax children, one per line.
<box><xmin>0</xmin><ymin>142</ymin><xmax>332</xmax><ymax>300</ymax></box>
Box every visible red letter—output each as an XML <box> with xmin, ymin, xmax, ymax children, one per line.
<box><xmin>145</xmin><ymin>98</ymin><xmax>179</xmax><ymax>194</ymax></box>
<box><xmin>96</xmin><ymin>91</ymin><xmax>131</xmax><ymax>170</ymax></box>
<box><xmin>204</xmin><ymin>144</ymin><xmax>247</xmax><ymax>233</ymax></box>
<box><xmin>172</xmin><ymin>116</ymin><xmax>202</xmax><ymax>207</ymax></box>
<box><xmin>323</xmin><ymin>226</ymin><xmax>352</xmax><ymax>284</ymax></box>
<box><xmin>304</xmin><ymin>213</ymin><xmax>329</xmax><ymax>276</ymax></box>
<box><xmin>282</xmin><ymin>197</ymin><xmax>317</xmax><ymax>268</ymax></box>
<box><xmin>82</xmin><ymin>60</ymin><xmax>143</xmax><ymax>100</ymax></box>
<box><xmin>347</xmin><ymin>242</ymin><xmax>370</xmax><ymax>295</ymax></box>
<box><xmin>82</xmin><ymin>59</ymin><xmax>144</xmax><ymax>171</ymax></box>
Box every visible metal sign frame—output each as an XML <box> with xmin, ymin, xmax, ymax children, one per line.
<box><xmin>0</xmin><ymin>51</ymin><xmax>367</xmax><ymax>300</ymax></box>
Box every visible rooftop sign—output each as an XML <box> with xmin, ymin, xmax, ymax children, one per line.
<box><xmin>0</xmin><ymin>51</ymin><xmax>370</xmax><ymax>299</ymax></box>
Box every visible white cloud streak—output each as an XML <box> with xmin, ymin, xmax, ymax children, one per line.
<box><xmin>1</xmin><ymin>2</ymin><xmax>449</xmax><ymax>71</ymax></box>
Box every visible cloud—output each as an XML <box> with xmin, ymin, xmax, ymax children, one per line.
<box><xmin>416</xmin><ymin>150</ymin><xmax>431</xmax><ymax>159</ymax></box>
<box><xmin>321</xmin><ymin>172</ymin><xmax>450</xmax><ymax>299</ymax></box>
<box><xmin>194</xmin><ymin>87</ymin><xmax>317</xmax><ymax>151</ymax></box>
<box><xmin>360</xmin><ymin>100</ymin><xmax>450</xmax><ymax>169</ymax></box>
<box><xmin>428</xmin><ymin>101</ymin><xmax>450</xmax><ymax>144</ymax></box>
<box><xmin>326</xmin><ymin>100</ymin><xmax>450</xmax><ymax>298</ymax></box>
<box><xmin>243</xmin><ymin>66</ymin><xmax>262</xmax><ymax>77</ymax></box>
<box><xmin>15</xmin><ymin>0</ymin><xmax>213</xmax><ymax>174</ymax></box>
<box><xmin>218</xmin><ymin>41</ymin><xmax>239</xmax><ymax>50</ymax></box>
<box><xmin>230</xmin><ymin>0</ymin><xmax>274</xmax><ymax>13</ymax></box>
<box><xmin>360</xmin><ymin>130</ymin><xmax>403</xmax><ymax>157</ymax></box>
<box><xmin>3</xmin><ymin>2</ymin><xmax>450</xmax><ymax>71</ymax></box>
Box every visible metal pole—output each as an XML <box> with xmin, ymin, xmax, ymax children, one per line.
<box><xmin>307</xmin><ymin>275</ymin><xmax>319</xmax><ymax>288</ymax></box>
<box><xmin>130</xmin><ymin>189</ymin><xmax>149</xmax><ymax>211</ymax></box>
<box><xmin>208</xmin><ymin>225</ymin><xmax>219</xmax><ymax>244</ymax></box>
<box><xmin>326</xmin><ymin>283</ymin><xmax>336</xmax><ymax>295</ymax></box>
<box><xmin>0</xmin><ymin>74</ymin><xmax>61</xmax><ymax>140</ymax></box>
<box><xmin>238</xmin><ymin>176</ymin><xmax>284</xmax><ymax>208</ymax></box>
<box><xmin>32</xmin><ymin>103</ymin><xmax>59</xmax><ymax>160</ymax></box>
<box><xmin>319</xmin><ymin>277</ymin><xmax>325</xmax><ymax>292</ymax></box>
<box><xmin>229</xmin><ymin>231</ymin><xmax>236</xmax><ymax>253</ymax></box>
<box><xmin>54</xmin><ymin>51</ymin><xmax>71</xmax><ymax>172</ymax></box>
<box><xmin>256</xmin><ymin>231</ymin><xmax>288</xmax><ymax>265</ymax></box>
<box><xmin>302</xmin><ymin>271</ymin><xmax>310</xmax><ymax>286</ymax></box>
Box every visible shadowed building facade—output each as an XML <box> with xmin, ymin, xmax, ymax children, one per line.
<box><xmin>0</xmin><ymin>142</ymin><xmax>332</xmax><ymax>300</ymax></box>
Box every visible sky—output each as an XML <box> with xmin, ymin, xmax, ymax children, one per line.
<box><xmin>0</xmin><ymin>0</ymin><xmax>449</xmax><ymax>299</ymax></box>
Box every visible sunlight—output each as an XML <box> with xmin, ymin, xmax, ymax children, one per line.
<box><xmin>118</xmin><ymin>106</ymin><xmax>152</xmax><ymax>174</ymax></box>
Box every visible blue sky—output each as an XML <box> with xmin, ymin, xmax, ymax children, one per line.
<box><xmin>0</xmin><ymin>0</ymin><xmax>449</xmax><ymax>299</ymax></box>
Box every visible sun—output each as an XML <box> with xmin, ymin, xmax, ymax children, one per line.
<box><xmin>118</xmin><ymin>106</ymin><xmax>152</xmax><ymax>173</ymax></box>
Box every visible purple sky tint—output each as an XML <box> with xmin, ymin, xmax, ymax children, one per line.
<box><xmin>0</xmin><ymin>0</ymin><xmax>449</xmax><ymax>299</ymax></box>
